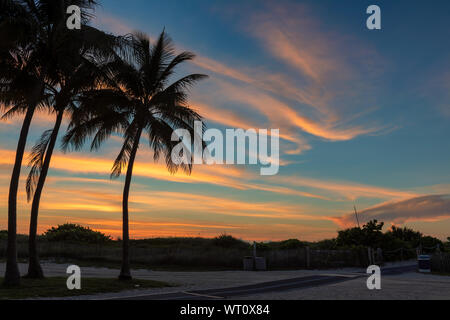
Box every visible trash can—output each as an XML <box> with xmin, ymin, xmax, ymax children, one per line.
<box><xmin>243</xmin><ymin>256</ymin><xmax>255</xmax><ymax>271</ymax></box>
<box><xmin>255</xmin><ymin>257</ymin><xmax>267</xmax><ymax>271</ymax></box>
<box><xmin>418</xmin><ymin>255</ymin><xmax>431</xmax><ymax>273</ymax></box>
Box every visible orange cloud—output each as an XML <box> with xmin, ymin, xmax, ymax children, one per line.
<box><xmin>193</xmin><ymin>56</ymin><xmax>254</xmax><ymax>84</ymax></box>
<box><xmin>193</xmin><ymin>101</ymin><xmax>311</xmax><ymax>154</ymax></box>
<box><xmin>31</xmin><ymin>182</ymin><xmax>325</xmax><ymax>222</ymax></box>
<box><xmin>271</xmin><ymin>175</ymin><xmax>418</xmax><ymax>201</ymax></box>
<box><xmin>90</xmin><ymin>10</ymin><xmax>386</xmax><ymax>159</ymax></box>
<box><xmin>0</xmin><ymin>149</ymin><xmax>326</xmax><ymax>200</ymax></box>
<box><xmin>216</xmin><ymin>81</ymin><xmax>380</xmax><ymax>142</ymax></box>
<box><xmin>0</xmin><ymin>171</ymin><xmax>335</xmax><ymax>240</ymax></box>
<box><xmin>1</xmin><ymin>110</ymin><xmax>63</xmax><ymax>129</ymax></box>
<box><xmin>249</xmin><ymin>5</ymin><xmax>339</xmax><ymax>83</ymax></box>
<box><xmin>93</xmin><ymin>11</ymin><xmax>135</xmax><ymax>35</ymax></box>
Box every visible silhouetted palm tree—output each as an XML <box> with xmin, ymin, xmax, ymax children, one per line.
<box><xmin>0</xmin><ymin>0</ymin><xmax>100</xmax><ymax>286</ymax></box>
<box><xmin>25</xmin><ymin>28</ymin><xmax>120</xmax><ymax>279</ymax></box>
<box><xmin>63</xmin><ymin>31</ymin><xmax>207</xmax><ymax>279</ymax></box>
<box><xmin>0</xmin><ymin>40</ymin><xmax>45</xmax><ymax>288</ymax></box>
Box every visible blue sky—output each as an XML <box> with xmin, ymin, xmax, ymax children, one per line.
<box><xmin>1</xmin><ymin>0</ymin><xmax>450</xmax><ymax>240</ymax></box>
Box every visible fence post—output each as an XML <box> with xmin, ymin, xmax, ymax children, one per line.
<box><xmin>368</xmin><ymin>247</ymin><xmax>372</xmax><ymax>265</ymax></box>
<box><xmin>400</xmin><ymin>248</ymin><xmax>404</xmax><ymax>261</ymax></box>
<box><xmin>376</xmin><ymin>248</ymin><xmax>383</xmax><ymax>264</ymax></box>
<box><xmin>358</xmin><ymin>247</ymin><xmax>365</xmax><ymax>267</ymax></box>
<box><xmin>305</xmin><ymin>246</ymin><xmax>310</xmax><ymax>269</ymax></box>
<box><xmin>436</xmin><ymin>244</ymin><xmax>443</xmax><ymax>272</ymax></box>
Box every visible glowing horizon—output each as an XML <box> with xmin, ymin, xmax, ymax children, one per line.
<box><xmin>1</xmin><ymin>0</ymin><xmax>450</xmax><ymax>242</ymax></box>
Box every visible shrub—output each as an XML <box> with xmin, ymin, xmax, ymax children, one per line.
<box><xmin>130</xmin><ymin>237</ymin><xmax>211</xmax><ymax>248</ymax></box>
<box><xmin>313</xmin><ymin>239</ymin><xmax>338</xmax><ymax>250</ymax></box>
<box><xmin>386</xmin><ymin>226</ymin><xmax>422</xmax><ymax>247</ymax></box>
<box><xmin>421</xmin><ymin>236</ymin><xmax>444</xmax><ymax>251</ymax></box>
<box><xmin>337</xmin><ymin>220</ymin><xmax>385</xmax><ymax>248</ymax></box>
<box><xmin>255</xmin><ymin>242</ymin><xmax>270</xmax><ymax>250</ymax></box>
<box><xmin>273</xmin><ymin>239</ymin><xmax>306</xmax><ymax>250</ymax></box>
<box><xmin>42</xmin><ymin>224</ymin><xmax>112</xmax><ymax>244</ymax></box>
<box><xmin>212</xmin><ymin>234</ymin><xmax>248</xmax><ymax>248</ymax></box>
<box><xmin>0</xmin><ymin>230</ymin><xmax>28</xmax><ymax>242</ymax></box>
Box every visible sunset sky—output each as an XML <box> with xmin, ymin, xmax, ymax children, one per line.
<box><xmin>1</xmin><ymin>0</ymin><xmax>450</xmax><ymax>241</ymax></box>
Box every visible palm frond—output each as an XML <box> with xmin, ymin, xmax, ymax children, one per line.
<box><xmin>151</xmin><ymin>74</ymin><xmax>208</xmax><ymax>107</ymax></box>
<box><xmin>63</xmin><ymin>29</ymin><xmax>208</xmax><ymax>181</ymax></box>
<box><xmin>26</xmin><ymin>128</ymin><xmax>52</xmax><ymax>201</ymax></box>
<box><xmin>156</xmin><ymin>51</ymin><xmax>196</xmax><ymax>88</ymax></box>
<box><xmin>110</xmin><ymin>125</ymin><xmax>138</xmax><ymax>178</ymax></box>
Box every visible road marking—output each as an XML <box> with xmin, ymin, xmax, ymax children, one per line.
<box><xmin>182</xmin><ymin>291</ymin><xmax>224</xmax><ymax>299</ymax></box>
<box><xmin>319</xmin><ymin>273</ymin><xmax>361</xmax><ymax>278</ymax></box>
<box><xmin>96</xmin><ymin>266</ymin><xmax>416</xmax><ymax>300</ymax></box>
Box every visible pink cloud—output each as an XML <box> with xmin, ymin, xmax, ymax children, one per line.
<box><xmin>331</xmin><ymin>195</ymin><xmax>450</xmax><ymax>228</ymax></box>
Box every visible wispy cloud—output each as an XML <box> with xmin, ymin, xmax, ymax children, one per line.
<box><xmin>270</xmin><ymin>175</ymin><xmax>418</xmax><ymax>202</ymax></box>
<box><xmin>193</xmin><ymin>101</ymin><xmax>311</xmax><ymax>155</ymax></box>
<box><xmin>214</xmin><ymin>81</ymin><xmax>381</xmax><ymax>142</ymax></box>
<box><xmin>331</xmin><ymin>195</ymin><xmax>450</xmax><ymax>227</ymax></box>
<box><xmin>92</xmin><ymin>9</ymin><xmax>387</xmax><ymax>159</ymax></box>
<box><xmin>0</xmin><ymin>149</ymin><xmax>326</xmax><ymax>200</ymax></box>
<box><xmin>93</xmin><ymin>11</ymin><xmax>135</xmax><ymax>35</ymax></box>
<box><xmin>0</xmin><ymin>171</ymin><xmax>331</xmax><ymax>239</ymax></box>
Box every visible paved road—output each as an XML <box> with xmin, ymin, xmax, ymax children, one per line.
<box><xmin>380</xmin><ymin>264</ymin><xmax>417</xmax><ymax>275</ymax></box>
<box><xmin>111</xmin><ymin>264</ymin><xmax>417</xmax><ymax>300</ymax></box>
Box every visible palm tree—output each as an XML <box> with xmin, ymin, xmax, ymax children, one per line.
<box><xmin>1</xmin><ymin>0</ymin><xmax>48</xmax><ymax>286</ymax></box>
<box><xmin>63</xmin><ymin>31</ymin><xmax>208</xmax><ymax>279</ymax></box>
<box><xmin>0</xmin><ymin>45</ymin><xmax>45</xmax><ymax>287</ymax></box>
<box><xmin>0</xmin><ymin>0</ymin><xmax>100</xmax><ymax>286</ymax></box>
<box><xmin>25</xmin><ymin>28</ymin><xmax>120</xmax><ymax>279</ymax></box>
<box><xmin>23</xmin><ymin>3</ymin><xmax>122</xmax><ymax>278</ymax></box>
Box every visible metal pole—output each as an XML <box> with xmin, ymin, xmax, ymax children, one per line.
<box><xmin>354</xmin><ymin>206</ymin><xmax>360</xmax><ymax>229</ymax></box>
<box><xmin>253</xmin><ymin>242</ymin><xmax>257</xmax><ymax>271</ymax></box>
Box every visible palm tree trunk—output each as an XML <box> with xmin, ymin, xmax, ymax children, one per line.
<box><xmin>119</xmin><ymin>128</ymin><xmax>142</xmax><ymax>280</ymax></box>
<box><xmin>26</xmin><ymin>110</ymin><xmax>64</xmax><ymax>279</ymax></box>
<box><xmin>4</xmin><ymin>106</ymin><xmax>36</xmax><ymax>286</ymax></box>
